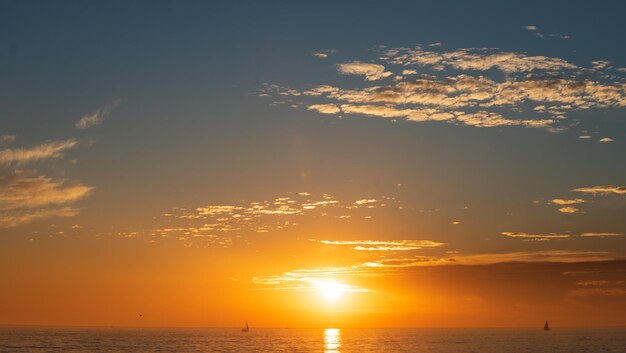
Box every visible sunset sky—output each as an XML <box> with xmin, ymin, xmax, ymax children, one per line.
<box><xmin>1</xmin><ymin>1</ymin><xmax>625</xmax><ymax>328</ymax></box>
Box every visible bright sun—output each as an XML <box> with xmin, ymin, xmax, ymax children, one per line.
<box><xmin>314</xmin><ymin>279</ymin><xmax>348</xmax><ymax>301</ymax></box>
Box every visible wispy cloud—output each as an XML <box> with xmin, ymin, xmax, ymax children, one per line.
<box><xmin>136</xmin><ymin>193</ymin><xmax>395</xmax><ymax>244</ymax></box>
<box><xmin>0</xmin><ymin>172</ymin><xmax>92</xmax><ymax>210</ymax></box>
<box><xmin>550</xmin><ymin>33</ymin><xmax>570</xmax><ymax>40</ymax></box>
<box><xmin>501</xmin><ymin>231</ymin><xmax>572</xmax><ymax>240</ymax></box>
<box><xmin>573</xmin><ymin>185</ymin><xmax>626</xmax><ymax>195</ymax></box>
<box><xmin>0</xmin><ymin>171</ymin><xmax>92</xmax><ymax>228</ymax></box>
<box><xmin>455</xmin><ymin>250</ymin><xmax>620</xmax><ymax>264</ymax></box>
<box><xmin>75</xmin><ymin>100</ymin><xmax>120</xmax><ymax>129</ymax></box>
<box><xmin>0</xmin><ymin>139</ymin><xmax>77</xmax><ymax>165</ymax></box>
<box><xmin>580</xmin><ymin>232</ymin><xmax>623</xmax><ymax>237</ymax></box>
<box><xmin>0</xmin><ymin>135</ymin><xmax>16</xmax><ymax>144</ymax></box>
<box><xmin>501</xmin><ymin>231</ymin><xmax>622</xmax><ymax>241</ymax></box>
<box><xmin>312</xmin><ymin>239</ymin><xmax>445</xmax><ymax>251</ymax></box>
<box><xmin>0</xmin><ymin>206</ymin><xmax>80</xmax><ymax>228</ymax></box>
<box><xmin>522</xmin><ymin>25</ymin><xmax>538</xmax><ymax>31</ymax></box>
<box><xmin>313</xmin><ymin>49</ymin><xmax>337</xmax><ymax>59</ymax></box>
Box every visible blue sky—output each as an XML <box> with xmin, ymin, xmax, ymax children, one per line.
<box><xmin>2</xmin><ymin>0</ymin><xmax>625</xmax><ymax>245</ymax></box>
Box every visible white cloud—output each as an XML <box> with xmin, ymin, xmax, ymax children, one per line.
<box><xmin>599</xmin><ymin>137</ymin><xmax>614</xmax><ymax>143</ymax></box>
<box><xmin>523</xmin><ymin>25</ymin><xmax>538</xmax><ymax>31</ymax></box>
<box><xmin>75</xmin><ymin>100</ymin><xmax>120</xmax><ymax>129</ymax></box>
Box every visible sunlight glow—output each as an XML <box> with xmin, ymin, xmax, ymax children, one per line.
<box><xmin>313</xmin><ymin>279</ymin><xmax>349</xmax><ymax>301</ymax></box>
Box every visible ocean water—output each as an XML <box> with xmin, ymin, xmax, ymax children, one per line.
<box><xmin>1</xmin><ymin>327</ymin><xmax>624</xmax><ymax>352</ymax></box>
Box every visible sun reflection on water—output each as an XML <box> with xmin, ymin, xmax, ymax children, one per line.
<box><xmin>324</xmin><ymin>328</ymin><xmax>341</xmax><ymax>353</ymax></box>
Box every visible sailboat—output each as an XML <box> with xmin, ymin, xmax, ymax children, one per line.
<box><xmin>241</xmin><ymin>321</ymin><xmax>249</xmax><ymax>332</ymax></box>
<box><xmin>544</xmin><ymin>320</ymin><xmax>551</xmax><ymax>331</ymax></box>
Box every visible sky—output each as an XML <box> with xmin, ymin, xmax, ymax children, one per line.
<box><xmin>1</xmin><ymin>0</ymin><xmax>625</xmax><ymax>328</ymax></box>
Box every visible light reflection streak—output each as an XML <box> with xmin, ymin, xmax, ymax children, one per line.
<box><xmin>324</xmin><ymin>328</ymin><xmax>341</xmax><ymax>353</ymax></box>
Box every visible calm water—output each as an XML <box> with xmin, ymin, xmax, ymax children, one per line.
<box><xmin>1</xmin><ymin>327</ymin><xmax>624</xmax><ymax>352</ymax></box>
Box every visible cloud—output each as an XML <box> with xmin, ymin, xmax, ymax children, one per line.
<box><xmin>253</xmin><ymin>269</ymin><xmax>369</xmax><ymax>293</ymax></box>
<box><xmin>307</xmin><ymin>104</ymin><xmax>341</xmax><ymax>114</ymax></box>
<box><xmin>75</xmin><ymin>100</ymin><xmax>120</xmax><ymax>129</ymax></box>
<box><xmin>313</xmin><ymin>49</ymin><xmax>337</xmax><ymax>59</ymax></box>
<box><xmin>252</xmin><ymin>251</ymin><xmax>623</xmax><ymax>294</ymax></box>
<box><xmin>0</xmin><ymin>172</ymin><xmax>92</xmax><ymax>228</ymax></box>
<box><xmin>0</xmin><ymin>206</ymin><xmax>80</xmax><ymax>228</ymax></box>
<box><xmin>558</xmin><ymin>206</ymin><xmax>581</xmax><ymax>214</ymax></box>
<box><xmin>142</xmin><ymin>193</ymin><xmax>394</xmax><ymax>243</ymax></box>
<box><xmin>313</xmin><ymin>239</ymin><xmax>445</xmax><ymax>251</ymax></box>
<box><xmin>0</xmin><ymin>135</ymin><xmax>16</xmax><ymax>144</ymax></box>
<box><xmin>579</xmin><ymin>135</ymin><xmax>592</xmax><ymax>139</ymax></box>
<box><xmin>501</xmin><ymin>231</ymin><xmax>571</xmax><ymax>240</ymax></box>
<box><xmin>262</xmin><ymin>45</ymin><xmax>626</xmax><ymax>133</ymax></box>
<box><xmin>454</xmin><ymin>250</ymin><xmax>619</xmax><ymax>264</ymax></box>
<box><xmin>0</xmin><ymin>172</ymin><xmax>93</xmax><ymax>211</ymax></box>
<box><xmin>599</xmin><ymin>137</ymin><xmax>614</xmax><ymax>143</ymax></box>
<box><xmin>523</xmin><ymin>25</ymin><xmax>538</xmax><ymax>31</ymax></box>
<box><xmin>382</xmin><ymin>46</ymin><xmax>578</xmax><ymax>73</ymax></box>
<box><xmin>580</xmin><ymin>232</ymin><xmax>623</xmax><ymax>237</ymax></box>
<box><xmin>502</xmin><ymin>231</ymin><xmax>622</xmax><ymax>241</ymax></box>
<box><xmin>550</xmin><ymin>198</ymin><xmax>585</xmax><ymax>205</ymax></box>
<box><xmin>550</xmin><ymin>33</ymin><xmax>571</xmax><ymax>40</ymax></box>
<box><xmin>573</xmin><ymin>185</ymin><xmax>626</xmax><ymax>195</ymax></box>
<box><xmin>591</xmin><ymin>60</ymin><xmax>611</xmax><ymax>70</ymax></box>
<box><xmin>0</xmin><ymin>139</ymin><xmax>78</xmax><ymax>165</ymax></box>
<box><xmin>568</xmin><ymin>288</ymin><xmax>626</xmax><ymax>297</ymax></box>
<box><xmin>337</xmin><ymin>62</ymin><xmax>392</xmax><ymax>81</ymax></box>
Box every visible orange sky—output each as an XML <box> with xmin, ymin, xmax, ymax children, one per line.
<box><xmin>1</xmin><ymin>1</ymin><xmax>626</xmax><ymax>329</ymax></box>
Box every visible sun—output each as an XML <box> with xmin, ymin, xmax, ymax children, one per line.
<box><xmin>313</xmin><ymin>279</ymin><xmax>348</xmax><ymax>301</ymax></box>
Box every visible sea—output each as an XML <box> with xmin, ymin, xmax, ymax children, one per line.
<box><xmin>1</xmin><ymin>327</ymin><xmax>625</xmax><ymax>352</ymax></box>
